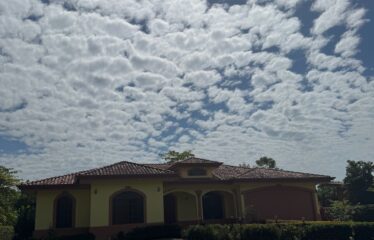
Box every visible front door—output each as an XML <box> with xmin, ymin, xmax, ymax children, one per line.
<box><xmin>164</xmin><ymin>194</ymin><xmax>177</xmax><ymax>223</ymax></box>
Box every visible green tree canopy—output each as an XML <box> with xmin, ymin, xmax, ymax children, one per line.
<box><xmin>0</xmin><ymin>165</ymin><xmax>20</xmax><ymax>226</ymax></box>
<box><xmin>343</xmin><ymin>160</ymin><xmax>374</xmax><ymax>204</ymax></box>
<box><xmin>255</xmin><ymin>156</ymin><xmax>276</xmax><ymax>168</ymax></box>
<box><xmin>160</xmin><ymin>150</ymin><xmax>195</xmax><ymax>163</ymax></box>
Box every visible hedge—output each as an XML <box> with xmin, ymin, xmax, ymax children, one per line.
<box><xmin>112</xmin><ymin>224</ymin><xmax>181</xmax><ymax>240</ymax></box>
<box><xmin>0</xmin><ymin>226</ymin><xmax>14</xmax><ymax>240</ymax></box>
<box><xmin>183</xmin><ymin>222</ymin><xmax>374</xmax><ymax>240</ymax></box>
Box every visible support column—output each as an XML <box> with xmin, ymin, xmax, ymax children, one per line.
<box><xmin>233</xmin><ymin>188</ymin><xmax>243</xmax><ymax>220</ymax></box>
<box><xmin>195</xmin><ymin>190</ymin><xmax>203</xmax><ymax>223</ymax></box>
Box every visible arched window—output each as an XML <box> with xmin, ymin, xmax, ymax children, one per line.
<box><xmin>55</xmin><ymin>193</ymin><xmax>75</xmax><ymax>228</ymax></box>
<box><xmin>188</xmin><ymin>168</ymin><xmax>207</xmax><ymax>176</ymax></box>
<box><xmin>111</xmin><ymin>191</ymin><xmax>145</xmax><ymax>225</ymax></box>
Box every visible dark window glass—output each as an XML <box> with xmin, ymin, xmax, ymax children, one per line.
<box><xmin>56</xmin><ymin>195</ymin><xmax>74</xmax><ymax>228</ymax></box>
<box><xmin>188</xmin><ymin>168</ymin><xmax>207</xmax><ymax>176</ymax></box>
<box><xmin>203</xmin><ymin>192</ymin><xmax>224</xmax><ymax>220</ymax></box>
<box><xmin>112</xmin><ymin>191</ymin><xmax>144</xmax><ymax>224</ymax></box>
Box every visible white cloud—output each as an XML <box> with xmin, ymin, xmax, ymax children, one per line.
<box><xmin>0</xmin><ymin>0</ymin><xmax>371</xmax><ymax>181</ymax></box>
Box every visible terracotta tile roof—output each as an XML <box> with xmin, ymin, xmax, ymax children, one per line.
<box><xmin>20</xmin><ymin>161</ymin><xmax>175</xmax><ymax>188</ymax></box>
<box><xmin>168</xmin><ymin>157</ymin><xmax>223</xmax><ymax>168</ymax></box>
<box><xmin>212</xmin><ymin>165</ymin><xmax>251</xmax><ymax>180</ymax></box>
<box><xmin>79</xmin><ymin>161</ymin><xmax>175</xmax><ymax>176</ymax></box>
<box><xmin>235</xmin><ymin>167</ymin><xmax>332</xmax><ymax>180</ymax></box>
<box><xmin>20</xmin><ymin>158</ymin><xmax>332</xmax><ymax>188</ymax></box>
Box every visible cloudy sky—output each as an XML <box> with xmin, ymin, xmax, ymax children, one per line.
<box><xmin>0</xmin><ymin>0</ymin><xmax>373</xmax><ymax>181</ymax></box>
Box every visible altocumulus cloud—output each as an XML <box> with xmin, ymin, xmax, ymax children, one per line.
<box><xmin>0</xmin><ymin>0</ymin><xmax>373</xmax><ymax>180</ymax></box>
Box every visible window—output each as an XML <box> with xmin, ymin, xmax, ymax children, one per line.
<box><xmin>188</xmin><ymin>168</ymin><xmax>207</xmax><ymax>176</ymax></box>
<box><xmin>112</xmin><ymin>191</ymin><xmax>144</xmax><ymax>225</ymax></box>
<box><xmin>55</xmin><ymin>194</ymin><xmax>74</xmax><ymax>228</ymax></box>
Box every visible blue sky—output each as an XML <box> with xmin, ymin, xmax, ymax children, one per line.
<box><xmin>0</xmin><ymin>0</ymin><xmax>373</xmax><ymax>181</ymax></box>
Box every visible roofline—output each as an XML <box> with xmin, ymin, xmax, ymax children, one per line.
<box><xmin>18</xmin><ymin>184</ymin><xmax>91</xmax><ymax>190</ymax></box>
<box><xmin>76</xmin><ymin>174</ymin><xmax>179</xmax><ymax>180</ymax></box>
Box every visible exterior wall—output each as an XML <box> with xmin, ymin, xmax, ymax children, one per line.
<box><xmin>88</xmin><ymin>179</ymin><xmax>164</xmax><ymax>227</ymax></box>
<box><xmin>239</xmin><ymin>182</ymin><xmax>320</xmax><ymax>220</ymax></box>
<box><xmin>176</xmin><ymin>166</ymin><xmax>217</xmax><ymax>178</ymax></box>
<box><xmin>174</xmin><ymin>192</ymin><xmax>198</xmax><ymax>221</ymax></box>
<box><xmin>35</xmin><ymin>189</ymin><xmax>90</xmax><ymax>230</ymax></box>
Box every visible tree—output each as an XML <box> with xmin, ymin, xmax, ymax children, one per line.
<box><xmin>239</xmin><ymin>162</ymin><xmax>251</xmax><ymax>168</ymax></box>
<box><xmin>255</xmin><ymin>156</ymin><xmax>276</xmax><ymax>168</ymax></box>
<box><xmin>343</xmin><ymin>160</ymin><xmax>374</xmax><ymax>204</ymax></box>
<box><xmin>160</xmin><ymin>150</ymin><xmax>195</xmax><ymax>163</ymax></box>
<box><xmin>0</xmin><ymin>165</ymin><xmax>20</xmax><ymax>226</ymax></box>
<box><xmin>13</xmin><ymin>192</ymin><xmax>35</xmax><ymax>240</ymax></box>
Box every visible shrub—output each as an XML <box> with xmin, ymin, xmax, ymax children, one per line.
<box><xmin>302</xmin><ymin>223</ymin><xmax>352</xmax><ymax>240</ymax></box>
<box><xmin>115</xmin><ymin>224</ymin><xmax>181</xmax><ymax>240</ymax></box>
<box><xmin>352</xmin><ymin>205</ymin><xmax>374</xmax><ymax>222</ymax></box>
<box><xmin>0</xmin><ymin>226</ymin><xmax>14</xmax><ymax>240</ymax></box>
<box><xmin>183</xmin><ymin>224</ymin><xmax>231</xmax><ymax>240</ymax></box>
<box><xmin>59</xmin><ymin>233</ymin><xmax>95</xmax><ymax>240</ymax></box>
<box><xmin>352</xmin><ymin>222</ymin><xmax>374</xmax><ymax>240</ymax></box>
<box><xmin>277</xmin><ymin>224</ymin><xmax>304</xmax><ymax>240</ymax></box>
<box><xmin>240</xmin><ymin>224</ymin><xmax>280</xmax><ymax>240</ymax></box>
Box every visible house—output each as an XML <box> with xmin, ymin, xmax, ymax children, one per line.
<box><xmin>19</xmin><ymin>157</ymin><xmax>333</xmax><ymax>240</ymax></box>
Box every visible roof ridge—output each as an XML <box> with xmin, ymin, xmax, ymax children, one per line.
<box><xmin>249</xmin><ymin>167</ymin><xmax>330</xmax><ymax>177</ymax></box>
<box><xmin>20</xmin><ymin>169</ymin><xmax>88</xmax><ymax>185</ymax></box>
<box><xmin>80</xmin><ymin>160</ymin><xmax>175</xmax><ymax>175</ymax></box>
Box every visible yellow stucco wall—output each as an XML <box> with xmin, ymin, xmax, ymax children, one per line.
<box><xmin>34</xmin><ymin>180</ymin><xmax>320</xmax><ymax>230</ymax></box>
<box><xmin>89</xmin><ymin>179</ymin><xmax>164</xmax><ymax>227</ymax></box>
<box><xmin>35</xmin><ymin>189</ymin><xmax>90</xmax><ymax>230</ymax></box>
<box><xmin>173</xmin><ymin>192</ymin><xmax>198</xmax><ymax>221</ymax></box>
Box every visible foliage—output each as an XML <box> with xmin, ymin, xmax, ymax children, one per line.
<box><xmin>159</xmin><ymin>150</ymin><xmax>195</xmax><ymax>163</ymax></box>
<box><xmin>302</xmin><ymin>223</ymin><xmax>352</xmax><ymax>240</ymax></box>
<box><xmin>0</xmin><ymin>166</ymin><xmax>20</xmax><ymax>226</ymax></box>
<box><xmin>183</xmin><ymin>224</ymin><xmax>235</xmax><ymax>240</ymax></box>
<box><xmin>0</xmin><ymin>226</ymin><xmax>14</xmax><ymax>240</ymax></box>
<box><xmin>317</xmin><ymin>185</ymin><xmax>341</xmax><ymax>207</ymax></box>
<box><xmin>40</xmin><ymin>231</ymin><xmax>95</xmax><ymax>240</ymax></box>
<box><xmin>13</xmin><ymin>192</ymin><xmax>35</xmax><ymax>240</ymax></box>
<box><xmin>113</xmin><ymin>224</ymin><xmax>181</xmax><ymax>240</ymax></box>
<box><xmin>241</xmin><ymin>224</ymin><xmax>280</xmax><ymax>240</ymax></box>
<box><xmin>183</xmin><ymin>222</ymin><xmax>374</xmax><ymax>240</ymax></box>
<box><xmin>324</xmin><ymin>200</ymin><xmax>353</xmax><ymax>221</ymax></box>
<box><xmin>351</xmin><ymin>204</ymin><xmax>374</xmax><ymax>222</ymax></box>
<box><xmin>343</xmin><ymin>160</ymin><xmax>374</xmax><ymax>204</ymax></box>
<box><xmin>352</xmin><ymin>222</ymin><xmax>374</xmax><ymax>240</ymax></box>
<box><xmin>238</xmin><ymin>163</ymin><xmax>250</xmax><ymax>168</ymax></box>
<box><xmin>255</xmin><ymin>156</ymin><xmax>276</xmax><ymax>168</ymax></box>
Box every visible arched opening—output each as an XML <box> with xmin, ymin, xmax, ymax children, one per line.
<box><xmin>203</xmin><ymin>191</ymin><xmax>224</xmax><ymax>220</ymax></box>
<box><xmin>111</xmin><ymin>190</ymin><xmax>145</xmax><ymax>225</ymax></box>
<box><xmin>55</xmin><ymin>193</ymin><xmax>75</xmax><ymax>228</ymax></box>
<box><xmin>164</xmin><ymin>194</ymin><xmax>177</xmax><ymax>224</ymax></box>
<box><xmin>164</xmin><ymin>191</ymin><xmax>198</xmax><ymax>223</ymax></box>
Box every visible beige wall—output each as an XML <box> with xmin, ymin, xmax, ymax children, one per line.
<box><xmin>173</xmin><ymin>192</ymin><xmax>198</xmax><ymax>221</ymax></box>
<box><xmin>35</xmin><ymin>189</ymin><xmax>90</xmax><ymax>230</ymax></box>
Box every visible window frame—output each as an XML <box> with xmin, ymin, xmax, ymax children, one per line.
<box><xmin>187</xmin><ymin>167</ymin><xmax>207</xmax><ymax>177</ymax></box>
<box><xmin>53</xmin><ymin>192</ymin><xmax>76</xmax><ymax>229</ymax></box>
<box><xmin>109</xmin><ymin>188</ymin><xmax>146</xmax><ymax>225</ymax></box>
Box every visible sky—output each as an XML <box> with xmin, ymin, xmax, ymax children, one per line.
<box><xmin>0</xmin><ymin>0</ymin><xmax>373</xmax><ymax>181</ymax></box>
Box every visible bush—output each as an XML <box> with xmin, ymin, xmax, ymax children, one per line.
<box><xmin>277</xmin><ymin>224</ymin><xmax>304</xmax><ymax>240</ymax></box>
<box><xmin>241</xmin><ymin>224</ymin><xmax>280</xmax><ymax>240</ymax></box>
<box><xmin>302</xmin><ymin>223</ymin><xmax>352</xmax><ymax>240</ymax></box>
<box><xmin>0</xmin><ymin>226</ymin><xmax>14</xmax><ymax>240</ymax></box>
<box><xmin>183</xmin><ymin>224</ymin><xmax>231</xmax><ymax>240</ymax></box>
<box><xmin>114</xmin><ymin>224</ymin><xmax>181</xmax><ymax>240</ymax></box>
<box><xmin>352</xmin><ymin>222</ymin><xmax>374</xmax><ymax>240</ymax></box>
<box><xmin>352</xmin><ymin>205</ymin><xmax>374</xmax><ymax>222</ymax></box>
<box><xmin>59</xmin><ymin>233</ymin><xmax>95</xmax><ymax>240</ymax></box>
